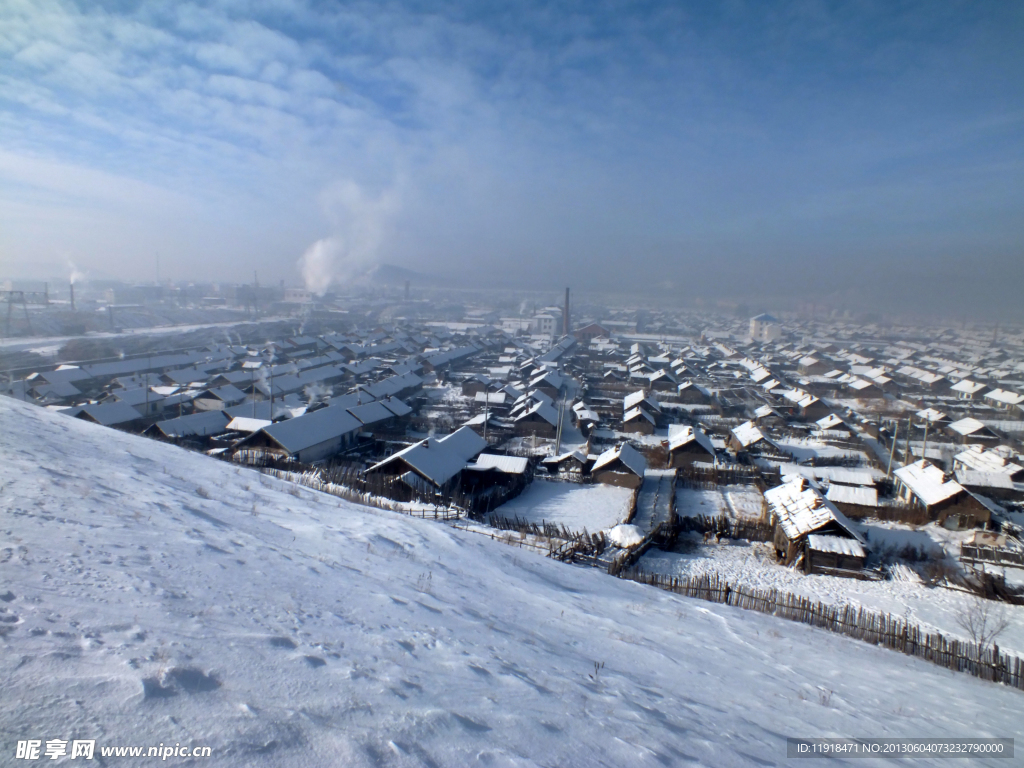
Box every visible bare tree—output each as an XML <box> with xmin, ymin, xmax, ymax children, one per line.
<box><xmin>954</xmin><ymin>595</ymin><xmax>1010</xmax><ymax>650</ymax></box>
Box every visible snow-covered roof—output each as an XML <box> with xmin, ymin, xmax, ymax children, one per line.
<box><xmin>806</xmin><ymin>534</ymin><xmax>866</xmax><ymax>558</ymax></box>
<box><xmin>730</xmin><ymin>421</ymin><xmax>765</xmax><ymax>448</ymax></box>
<box><xmin>591</xmin><ymin>443</ymin><xmax>646</xmax><ymax>478</ymax></box>
<box><xmin>624</xmin><ymin>406</ymin><xmax>656</xmax><ymax>425</ymax></box>
<box><xmin>947</xmin><ymin>417</ymin><xmax>987</xmax><ymax>436</ymax></box>
<box><xmin>893</xmin><ymin>460</ymin><xmax>964</xmax><ymax>507</ymax></box>
<box><xmin>954</xmin><ymin>470</ymin><xmax>1015</xmax><ymax>490</ymax></box>
<box><xmin>466</xmin><ymin>454</ymin><xmax>529</xmax><ymax>475</ymax></box>
<box><xmin>815</xmin><ymin>413</ymin><xmax>844</xmax><ymax>430</ymax></box>
<box><xmin>260</xmin><ymin>406</ymin><xmax>362</xmax><ymax>454</ymax></box>
<box><xmin>764</xmin><ymin>478</ymin><xmax>865</xmax><ymax>544</ymax></box>
<box><xmin>623</xmin><ymin>390</ymin><xmax>661</xmax><ymax>413</ymax></box>
<box><xmin>950</xmin><ymin>379</ymin><xmax>986</xmax><ymax>394</ymax></box>
<box><xmin>668</xmin><ymin>424</ymin><xmax>715</xmax><ymax>455</ymax></box>
<box><xmin>985</xmin><ymin>388</ymin><xmax>1023</xmax><ymax>406</ymax></box>
<box><xmin>369</xmin><ymin>438</ymin><xmax>466</xmax><ymax>486</ymax></box>
<box><xmin>225</xmin><ymin>416</ymin><xmax>272</xmax><ymax>433</ymax></box>
<box><xmin>916</xmin><ymin>408</ymin><xmax>947</xmax><ymax>423</ymax></box>
<box><xmin>953</xmin><ymin>445</ymin><xmax>1021</xmax><ymax>476</ymax></box>
<box><xmin>825</xmin><ymin>484</ymin><xmax>878</xmax><ymax>508</ymax></box>
<box><xmin>437</xmin><ymin>426</ymin><xmax>488</xmax><ymax>462</ymax></box>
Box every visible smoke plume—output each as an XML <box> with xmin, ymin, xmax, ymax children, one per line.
<box><xmin>298</xmin><ymin>180</ymin><xmax>401</xmax><ymax>296</ymax></box>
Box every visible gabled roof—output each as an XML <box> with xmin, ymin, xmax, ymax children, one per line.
<box><xmin>258</xmin><ymin>406</ymin><xmax>362</xmax><ymax>454</ymax></box>
<box><xmin>764</xmin><ymin>478</ymin><xmax>865</xmax><ymax>544</ymax></box>
<box><xmin>668</xmin><ymin>424</ymin><xmax>715</xmax><ymax>455</ymax></box>
<box><xmin>893</xmin><ymin>460</ymin><xmax>964</xmax><ymax>507</ymax></box>
<box><xmin>947</xmin><ymin>417</ymin><xmax>988</xmax><ymax>436</ymax></box>
<box><xmin>436</xmin><ymin>426</ymin><xmax>488</xmax><ymax>462</ymax></box>
<box><xmin>730</xmin><ymin>421</ymin><xmax>765</xmax><ymax>448</ymax></box>
<box><xmin>69</xmin><ymin>401</ymin><xmax>143</xmax><ymax>426</ymax></box>
<box><xmin>592</xmin><ymin>443</ymin><xmax>646</xmax><ymax>478</ymax></box>
<box><xmin>152</xmin><ymin>410</ymin><xmax>230</xmax><ymax>438</ymax></box>
<box><xmin>466</xmin><ymin>454</ymin><xmax>529</xmax><ymax>474</ymax></box>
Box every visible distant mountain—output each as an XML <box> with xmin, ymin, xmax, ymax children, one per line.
<box><xmin>358</xmin><ymin>263</ymin><xmax>438</xmax><ymax>287</ymax></box>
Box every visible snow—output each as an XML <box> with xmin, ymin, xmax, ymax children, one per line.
<box><xmin>2</xmin><ymin>397</ymin><xmax>1023</xmax><ymax>767</ymax></box>
<box><xmin>675</xmin><ymin>485</ymin><xmax>765</xmax><ymax>519</ymax></box>
<box><xmin>639</xmin><ymin>526</ymin><xmax>1024</xmax><ymax>656</ymax></box>
<box><xmin>607</xmin><ymin>524</ymin><xmax>645</xmax><ymax>548</ymax></box>
<box><xmin>490</xmin><ymin>479</ymin><xmax>632</xmax><ymax>533</ymax></box>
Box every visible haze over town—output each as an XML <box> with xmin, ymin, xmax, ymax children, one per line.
<box><xmin>3</xmin><ymin>2</ymin><xmax>1024</xmax><ymax>767</ymax></box>
<box><xmin>2</xmin><ymin>1</ymin><xmax>1023</xmax><ymax>318</ymax></box>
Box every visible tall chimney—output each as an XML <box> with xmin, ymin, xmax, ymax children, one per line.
<box><xmin>563</xmin><ymin>287</ymin><xmax>570</xmax><ymax>335</ymax></box>
<box><xmin>69</xmin><ymin>283</ymin><xmax>75</xmax><ymax>312</ymax></box>
<box><xmin>405</xmin><ymin>280</ymin><xmax>410</xmax><ymax>300</ymax></box>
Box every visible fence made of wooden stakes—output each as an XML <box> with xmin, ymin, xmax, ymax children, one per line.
<box><xmin>677</xmin><ymin>513</ymin><xmax>774</xmax><ymax>543</ymax></box>
<box><xmin>260</xmin><ymin>467</ymin><xmax>464</xmax><ymax>520</ymax></box>
<box><xmin>619</xmin><ymin>569</ymin><xmax>1024</xmax><ymax>690</ymax></box>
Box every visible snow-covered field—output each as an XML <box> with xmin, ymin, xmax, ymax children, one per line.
<box><xmin>2</xmin><ymin>397</ymin><xmax>1022</xmax><ymax>767</ymax></box>
<box><xmin>639</xmin><ymin>537</ymin><xmax>1024</xmax><ymax>656</ymax></box>
<box><xmin>676</xmin><ymin>485</ymin><xmax>765</xmax><ymax>519</ymax></box>
<box><xmin>489</xmin><ymin>479</ymin><xmax>632</xmax><ymax>533</ymax></box>
<box><xmin>773</xmin><ymin>437</ymin><xmax>868</xmax><ymax>463</ymax></box>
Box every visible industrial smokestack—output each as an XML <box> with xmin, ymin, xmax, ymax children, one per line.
<box><xmin>70</xmin><ymin>283</ymin><xmax>75</xmax><ymax>312</ymax></box>
<box><xmin>563</xmin><ymin>287</ymin><xmax>570</xmax><ymax>335</ymax></box>
<box><xmin>405</xmin><ymin>280</ymin><xmax>410</xmax><ymax>300</ymax></box>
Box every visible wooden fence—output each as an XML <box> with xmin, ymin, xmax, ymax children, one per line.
<box><xmin>961</xmin><ymin>544</ymin><xmax>1024</xmax><ymax>569</ymax></box>
<box><xmin>677</xmin><ymin>463</ymin><xmax>777</xmax><ymax>489</ymax></box>
<box><xmin>260</xmin><ymin>467</ymin><xmax>464</xmax><ymax>520</ymax></box>
<box><xmin>619</xmin><ymin>569</ymin><xmax>1024</xmax><ymax>690</ymax></box>
<box><xmin>677</xmin><ymin>513</ymin><xmax>774</xmax><ymax>542</ymax></box>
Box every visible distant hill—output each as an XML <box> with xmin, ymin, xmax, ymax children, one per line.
<box><xmin>358</xmin><ymin>262</ymin><xmax>438</xmax><ymax>287</ymax></box>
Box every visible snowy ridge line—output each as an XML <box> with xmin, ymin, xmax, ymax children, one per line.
<box><xmin>621</xmin><ymin>569</ymin><xmax>1024</xmax><ymax>691</ymax></box>
<box><xmin>259</xmin><ymin>467</ymin><xmax>464</xmax><ymax>520</ymax></box>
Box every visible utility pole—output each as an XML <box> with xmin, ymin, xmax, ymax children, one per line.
<box><xmin>903</xmin><ymin>417</ymin><xmax>913</xmax><ymax>465</ymax></box>
<box><xmin>921</xmin><ymin>419</ymin><xmax>930</xmax><ymax>466</ymax></box>
<box><xmin>886</xmin><ymin>420</ymin><xmax>898</xmax><ymax>479</ymax></box>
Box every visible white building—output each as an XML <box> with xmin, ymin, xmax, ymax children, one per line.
<box><xmin>749</xmin><ymin>314</ymin><xmax>782</xmax><ymax>342</ymax></box>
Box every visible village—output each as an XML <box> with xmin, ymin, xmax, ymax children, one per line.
<box><xmin>4</xmin><ymin>285</ymin><xmax>1024</xmax><ymax>686</ymax></box>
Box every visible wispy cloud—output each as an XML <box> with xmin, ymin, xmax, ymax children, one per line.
<box><xmin>0</xmin><ymin>0</ymin><xmax>1022</xmax><ymax>315</ymax></box>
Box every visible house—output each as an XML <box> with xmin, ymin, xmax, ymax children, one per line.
<box><xmin>147</xmin><ymin>410</ymin><xmax>231</xmax><ymax>440</ymax></box>
<box><xmin>513</xmin><ymin>399</ymin><xmax>560</xmax><ymax>438</ymax></box>
<box><xmin>764</xmin><ymin>478</ymin><xmax>868</xmax><ymax>575</ymax></box>
<box><xmin>192</xmin><ymin>384</ymin><xmax>247</xmax><ymax>412</ymax></box>
<box><xmin>591</xmin><ymin>443</ymin><xmax>646</xmax><ymax>489</ymax></box>
<box><xmin>749</xmin><ymin>314</ymin><xmax>782</xmax><ymax>342</ymax></box>
<box><xmin>462</xmin><ymin>454</ymin><xmax>531</xmax><ymax>497</ymax></box>
<box><xmin>235</xmin><ymin>406</ymin><xmax>363</xmax><ymax>463</ymax></box>
<box><xmin>542</xmin><ymin>448</ymin><xmax>592</xmax><ymax>477</ymax></box>
<box><xmin>667</xmin><ymin>425</ymin><xmax>716</xmax><ymax>468</ymax></box>
<box><xmin>729</xmin><ymin>421</ymin><xmax>770</xmax><ymax>454</ymax></box>
<box><xmin>984</xmin><ymin>389</ymin><xmax>1023</xmax><ymax>413</ymax></box>
<box><xmin>575</xmin><ymin>323</ymin><xmax>610</xmax><ymax>343</ymax></box>
<box><xmin>622</xmin><ymin>406</ymin><xmax>657</xmax><ymax>435</ymax></box>
<box><xmin>66</xmin><ymin>401</ymin><xmax>147</xmax><ymax>431</ymax></box>
<box><xmin>893</xmin><ymin>460</ymin><xmax>993</xmax><ymax>529</ymax></box>
<box><xmin>109</xmin><ymin>386</ymin><xmax>166</xmax><ymax>417</ymax></box>
<box><xmin>824</xmin><ymin>483</ymin><xmax>879</xmax><ymax>518</ymax></box>
<box><xmin>946</xmin><ymin>417</ymin><xmax>1000</xmax><ymax>445</ymax></box>
<box><xmin>366</xmin><ymin>427</ymin><xmax>487</xmax><ymax>494</ymax></box>
<box><xmin>949</xmin><ymin>379</ymin><xmax>987</xmax><ymax>401</ymax></box>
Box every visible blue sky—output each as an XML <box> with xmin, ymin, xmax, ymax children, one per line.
<box><xmin>1</xmin><ymin>0</ymin><xmax>1022</xmax><ymax>312</ymax></box>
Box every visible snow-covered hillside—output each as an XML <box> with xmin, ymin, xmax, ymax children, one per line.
<box><xmin>1</xmin><ymin>397</ymin><xmax>1020</xmax><ymax>766</ymax></box>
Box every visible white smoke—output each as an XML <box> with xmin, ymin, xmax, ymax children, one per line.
<box><xmin>298</xmin><ymin>180</ymin><xmax>401</xmax><ymax>296</ymax></box>
<box><xmin>68</xmin><ymin>260</ymin><xmax>86</xmax><ymax>285</ymax></box>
